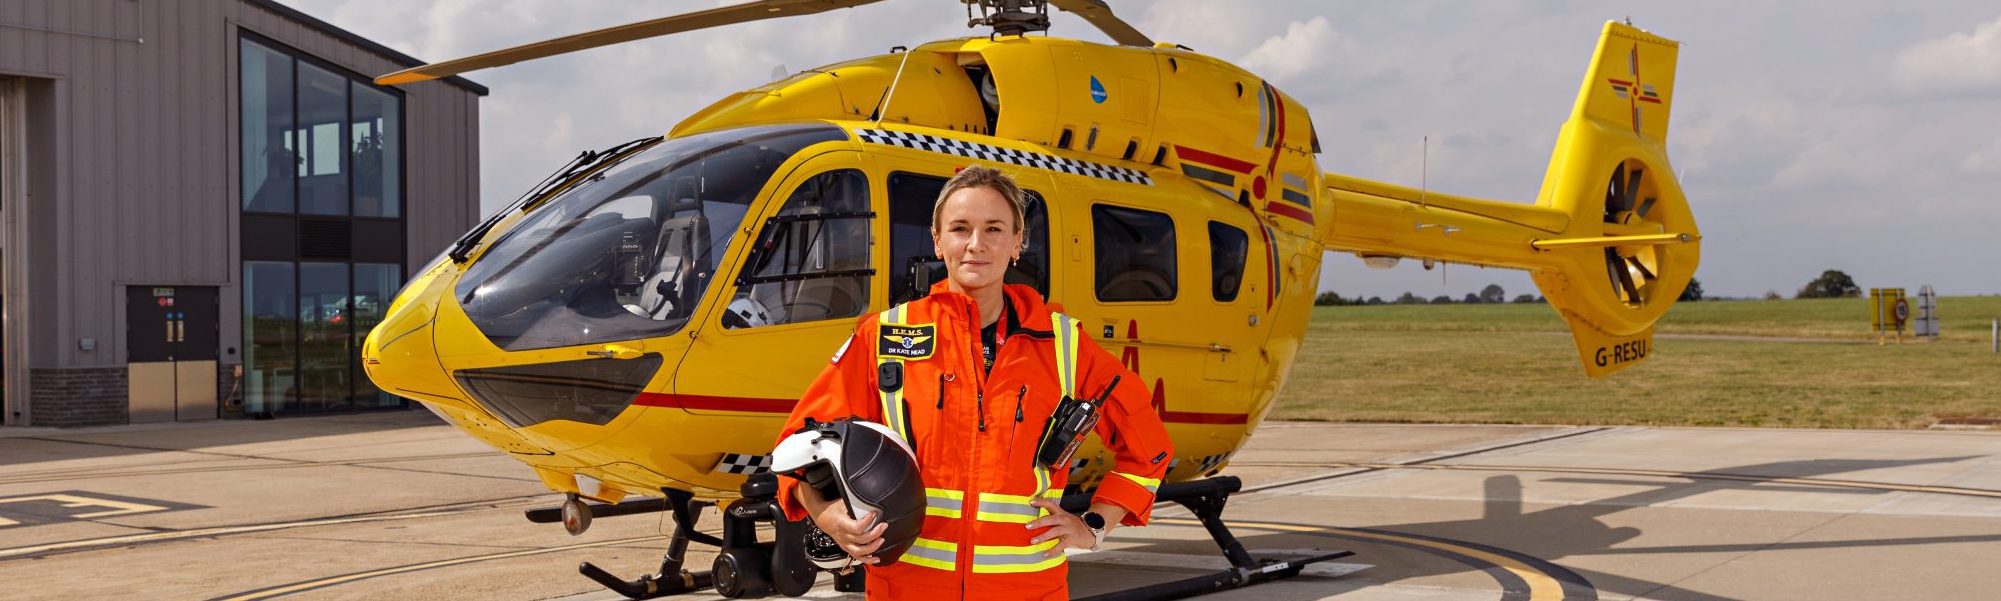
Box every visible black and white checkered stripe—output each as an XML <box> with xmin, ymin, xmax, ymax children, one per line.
<box><xmin>853</xmin><ymin>128</ymin><xmax>1151</xmax><ymax>186</ymax></box>
<box><xmin>1196</xmin><ymin>453</ymin><xmax>1230</xmax><ymax>474</ymax></box>
<box><xmin>713</xmin><ymin>453</ymin><xmax>772</xmax><ymax>475</ymax></box>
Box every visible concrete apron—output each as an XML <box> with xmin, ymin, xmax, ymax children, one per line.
<box><xmin>3</xmin><ymin>414</ymin><xmax>2000</xmax><ymax>600</ymax></box>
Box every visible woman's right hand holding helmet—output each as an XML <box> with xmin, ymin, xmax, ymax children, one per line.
<box><xmin>799</xmin><ymin>486</ymin><xmax>889</xmax><ymax>564</ymax></box>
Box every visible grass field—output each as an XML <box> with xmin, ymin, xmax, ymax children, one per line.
<box><xmin>1272</xmin><ymin>296</ymin><xmax>2001</xmax><ymax>429</ymax></box>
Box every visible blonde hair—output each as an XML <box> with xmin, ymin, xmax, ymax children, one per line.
<box><xmin>931</xmin><ymin>165</ymin><xmax>1027</xmax><ymax>237</ymax></box>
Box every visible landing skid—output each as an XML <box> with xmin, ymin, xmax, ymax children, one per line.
<box><xmin>526</xmin><ymin>475</ymin><xmax>1348</xmax><ymax>600</ymax></box>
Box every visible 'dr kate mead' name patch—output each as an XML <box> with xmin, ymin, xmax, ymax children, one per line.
<box><xmin>879</xmin><ymin>324</ymin><xmax>936</xmax><ymax>360</ymax></box>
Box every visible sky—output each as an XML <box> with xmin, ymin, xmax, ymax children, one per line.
<box><xmin>286</xmin><ymin>0</ymin><xmax>2001</xmax><ymax>300</ymax></box>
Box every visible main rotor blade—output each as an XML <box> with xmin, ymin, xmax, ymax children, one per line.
<box><xmin>377</xmin><ymin>0</ymin><xmax>882</xmax><ymax>85</ymax></box>
<box><xmin>1048</xmin><ymin>0</ymin><xmax>1153</xmax><ymax>46</ymax></box>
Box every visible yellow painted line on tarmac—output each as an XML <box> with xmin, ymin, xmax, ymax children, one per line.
<box><xmin>210</xmin><ymin>535</ymin><xmax>666</xmax><ymax>601</ymax></box>
<box><xmin>1156</xmin><ymin>517</ymin><xmax>1573</xmax><ymax>601</ymax></box>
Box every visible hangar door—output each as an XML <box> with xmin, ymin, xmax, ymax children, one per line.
<box><xmin>127</xmin><ymin>286</ymin><xmax>218</xmax><ymax>422</ymax></box>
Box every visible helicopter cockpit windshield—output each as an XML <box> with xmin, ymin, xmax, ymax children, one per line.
<box><xmin>453</xmin><ymin>124</ymin><xmax>848</xmax><ymax>351</ymax></box>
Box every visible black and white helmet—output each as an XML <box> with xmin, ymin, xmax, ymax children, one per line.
<box><xmin>770</xmin><ymin>418</ymin><xmax>926</xmax><ymax>569</ymax></box>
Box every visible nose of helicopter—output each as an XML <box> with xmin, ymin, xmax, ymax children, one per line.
<box><xmin>361</xmin><ymin>265</ymin><xmax>465</xmax><ymax>406</ymax></box>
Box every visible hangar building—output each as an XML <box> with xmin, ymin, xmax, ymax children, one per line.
<box><xmin>0</xmin><ymin>0</ymin><xmax>484</xmax><ymax>426</ymax></box>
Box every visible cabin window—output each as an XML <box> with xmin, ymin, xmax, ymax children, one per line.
<box><xmin>886</xmin><ymin>172</ymin><xmax>1049</xmax><ymax>306</ymax></box>
<box><xmin>1208</xmin><ymin>221</ymin><xmax>1249</xmax><ymax>302</ymax></box>
<box><xmin>725</xmin><ymin>169</ymin><xmax>873</xmax><ymax>329</ymax></box>
<box><xmin>1093</xmin><ymin>205</ymin><xmax>1177</xmax><ymax>302</ymax></box>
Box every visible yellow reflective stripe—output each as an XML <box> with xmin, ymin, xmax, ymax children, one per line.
<box><xmin>971</xmin><ymin>539</ymin><xmax>1066</xmax><ymax>573</ymax></box>
<box><xmin>975</xmin><ymin>490</ymin><xmax>1039</xmax><ymax>523</ymax></box>
<box><xmin>1052</xmin><ymin>313</ymin><xmax>1079</xmax><ymax>398</ymax></box>
<box><xmin>1111</xmin><ymin>471</ymin><xmax>1161</xmax><ymax>493</ymax></box>
<box><xmin>877</xmin><ymin>305</ymin><xmax>911</xmax><ymax>443</ymax></box>
<box><xmin>972</xmin><ymin>489</ymin><xmax>1064</xmax><ymax>523</ymax></box>
<box><xmin>901</xmin><ymin>537</ymin><xmax>957</xmax><ymax>571</ymax></box>
<box><xmin>924</xmin><ymin>488</ymin><xmax>964</xmax><ymax>518</ymax></box>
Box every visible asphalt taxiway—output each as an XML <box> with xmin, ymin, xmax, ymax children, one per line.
<box><xmin>4</xmin><ymin>413</ymin><xmax>2000</xmax><ymax>600</ymax></box>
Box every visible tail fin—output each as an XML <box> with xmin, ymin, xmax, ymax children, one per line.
<box><xmin>1531</xmin><ymin>22</ymin><xmax>1700</xmax><ymax>376</ymax></box>
<box><xmin>1318</xmin><ymin>22</ymin><xmax>1700</xmax><ymax>377</ymax></box>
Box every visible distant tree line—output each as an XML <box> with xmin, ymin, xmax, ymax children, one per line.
<box><xmin>1316</xmin><ymin>269</ymin><xmax>1871</xmax><ymax>306</ymax></box>
<box><xmin>1315</xmin><ymin>284</ymin><xmax>1545</xmax><ymax>306</ymax></box>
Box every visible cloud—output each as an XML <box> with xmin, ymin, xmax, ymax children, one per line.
<box><xmin>1893</xmin><ymin>14</ymin><xmax>2001</xmax><ymax>95</ymax></box>
<box><xmin>1240</xmin><ymin>17</ymin><xmax>1345</xmax><ymax>81</ymax></box>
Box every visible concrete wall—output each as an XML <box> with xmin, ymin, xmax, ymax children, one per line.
<box><xmin>0</xmin><ymin>0</ymin><xmax>481</xmax><ymax>425</ymax></box>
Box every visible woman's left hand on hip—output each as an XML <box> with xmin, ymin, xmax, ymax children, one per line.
<box><xmin>1026</xmin><ymin>498</ymin><xmax>1095</xmax><ymax>557</ymax></box>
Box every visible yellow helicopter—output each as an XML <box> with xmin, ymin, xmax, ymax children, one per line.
<box><xmin>363</xmin><ymin>1</ymin><xmax>1698</xmax><ymax>598</ymax></box>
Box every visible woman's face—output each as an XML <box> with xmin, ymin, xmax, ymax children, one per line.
<box><xmin>931</xmin><ymin>185</ymin><xmax>1022</xmax><ymax>294</ymax></box>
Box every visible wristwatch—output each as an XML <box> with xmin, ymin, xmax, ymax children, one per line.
<box><xmin>1081</xmin><ymin>511</ymin><xmax>1108</xmax><ymax>551</ymax></box>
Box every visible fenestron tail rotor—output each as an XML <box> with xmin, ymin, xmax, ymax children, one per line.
<box><xmin>1602</xmin><ymin>159</ymin><xmax>1666</xmax><ymax>306</ymax></box>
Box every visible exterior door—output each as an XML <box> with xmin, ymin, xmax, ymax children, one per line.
<box><xmin>126</xmin><ymin>286</ymin><xmax>219</xmax><ymax>422</ymax></box>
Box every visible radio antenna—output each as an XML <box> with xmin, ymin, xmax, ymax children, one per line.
<box><xmin>1420</xmin><ymin>135</ymin><xmax>1429</xmax><ymax>209</ymax></box>
<box><xmin>873</xmin><ymin>45</ymin><xmax>916</xmax><ymax>125</ymax></box>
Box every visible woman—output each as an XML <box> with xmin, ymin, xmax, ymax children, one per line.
<box><xmin>773</xmin><ymin>166</ymin><xmax>1172</xmax><ymax>600</ymax></box>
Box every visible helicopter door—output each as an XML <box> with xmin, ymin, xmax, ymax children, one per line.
<box><xmin>673</xmin><ymin>151</ymin><xmax>878</xmax><ymax>416</ymax></box>
<box><xmin>1085</xmin><ymin>202</ymin><xmax>1254</xmax><ymax>428</ymax></box>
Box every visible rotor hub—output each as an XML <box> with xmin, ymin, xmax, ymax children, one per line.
<box><xmin>966</xmin><ymin>0</ymin><xmax>1051</xmax><ymax>37</ymax></box>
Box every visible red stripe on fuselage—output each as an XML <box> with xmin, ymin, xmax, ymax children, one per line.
<box><xmin>1161</xmin><ymin>411</ymin><xmax>1250</xmax><ymax>425</ymax></box>
<box><xmin>1263</xmin><ymin>201</ymin><xmax>1315</xmax><ymax>225</ymax></box>
<box><xmin>1173</xmin><ymin>145</ymin><xmax>1259</xmax><ymax>174</ymax></box>
<box><xmin>635</xmin><ymin>392</ymin><xmax>796</xmax><ymax>414</ymax></box>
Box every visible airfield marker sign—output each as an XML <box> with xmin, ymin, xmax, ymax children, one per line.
<box><xmin>1871</xmin><ymin>288</ymin><xmax>1907</xmax><ymax>345</ymax></box>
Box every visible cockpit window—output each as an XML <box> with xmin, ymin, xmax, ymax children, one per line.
<box><xmin>453</xmin><ymin>124</ymin><xmax>848</xmax><ymax>351</ymax></box>
<box><xmin>724</xmin><ymin>169</ymin><xmax>873</xmax><ymax>329</ymax></box>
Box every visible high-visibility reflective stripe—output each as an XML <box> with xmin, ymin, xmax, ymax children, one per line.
<box><xmin>1111</xmin><ymin>471</ymin><xmax>1161</xmax><ymax>493</ymax></box>
<box><xmin>901</xmin><ymin>537</ymin><xmax>957</xmax><ymax>571</ymax></box>
<box><xmin>973</xmin><ymin>489</ymin><xmax>1063</xmax><ymax>523</ymax></box>
<box><xmin>925</xmin><ymin>488</ymin><xmax>964</xmax><ymax>518</ymax></box>
<box><xmin>1052</xmin><ymin>313</ymin><xmax>1080</xmax><ymax>398</ymax></box>
<box><xmin>971</xmin><ymin>540</ymin><xmax>1066</xmax><ymax>573</ymax></box>
<box><xmin>877</xmin><ymin>305</ymin><xmax>912</xmax><ymax>443</ymax></box>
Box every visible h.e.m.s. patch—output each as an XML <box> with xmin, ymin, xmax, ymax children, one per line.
<box><xmin>878</xmin><ymin>324</ymin><xmax>936</xmax><ymax>360</ymax></box>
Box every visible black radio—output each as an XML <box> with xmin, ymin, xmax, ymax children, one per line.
<box><xmin>1035</xmin><ymin>376</ymin><xmax>1119</xmax><ymax>471</ymax></box>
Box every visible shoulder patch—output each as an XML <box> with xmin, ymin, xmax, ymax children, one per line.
<box><xmin>830</xmin><ymin>337</ymin><xmax>853</xmax><ymax>364</ymax></box>
<box><xmin>878</xmin><ymin>324</ymin><xmax>936</xmax><ymax>360</ymax></box>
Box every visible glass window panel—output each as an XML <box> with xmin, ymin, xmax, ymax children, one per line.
<box><xmin>1207</xmin><ymin>221</ymin><xmax>1249</xmax><ymax>302</ymax></box>
<box><xmin>299</xmin><ymin>262</ymin><xmax>350</xmax><ymax>410</ymax></box>
<box><xmin>297</xmin><ymin>63</ymin><xmax>348</xmax><ymax>215</ymax></box>
<box><xmin>351</xmin><ymin>84</ymin><xmax>400</xmax><ymax>218</ymax></box>
<box><xmin>353</xmin><ymin>263</ymin><xmax>403</xmax><ymax>408</ymax></box>
<box><xmin>240</xmin><ymin>40</ymin><xmax>294</xmax><ymax>213</ymax></box>
<box><xmin>243</xmin><ymin>261</ymin><xmax>296</xmax><ymax>414</ymax></box>
<box><xmin>886</xmin><ymin>172</ymin><xmax>1047</xmax><ymax>306</ymax></box>
<box><xmin>725</xmin><ymin>169</ymin><xmax>871</xmax><ymax>329</ymax></box>
<box><xmin>1093</xmin><ymin>205</ymin><xmax>1178</xmax><ymax>302</ymax></box>
<box><xmin>451</xmin><ymin>124</ymin><xmax>846</xmax><ymax>351</ymax></box>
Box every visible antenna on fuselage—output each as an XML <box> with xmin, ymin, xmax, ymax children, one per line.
<box><xmin>1420</xmin><ymin>135</ymin><xmax>1429</xmax><ymax>209</ymax></box>
<box><xmin>872</xmin><ymin>45</ymin><xmax>916</xmax><ymax>125</ymax></box>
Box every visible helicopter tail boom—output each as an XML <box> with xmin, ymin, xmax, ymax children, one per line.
<box><xmin>1318</xmin><ymin>22</ymin><xmax>1698</xmax><ymax>377</ymax></box>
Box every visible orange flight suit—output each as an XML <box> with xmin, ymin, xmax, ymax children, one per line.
<box><xmin>775</xmin><ymin>281</ymin><xmax>1172</xmax><ymax>600</ymax></box>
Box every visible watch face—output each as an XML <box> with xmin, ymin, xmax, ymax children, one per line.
<box><xmin>1083</xmin><ymin>511</ymin><xmax>1106</xmax><ymax>530</ymax></box>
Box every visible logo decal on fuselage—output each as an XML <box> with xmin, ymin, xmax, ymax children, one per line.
<box><xmin>1089</xmin><ymin>76</ymin><xmax>1108</xmax><ymax>104</ymax></box>
<box><xmin>879</xmin><ymin>324</ymin><xmax>937</xmax><ymax>360</ymax></box>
